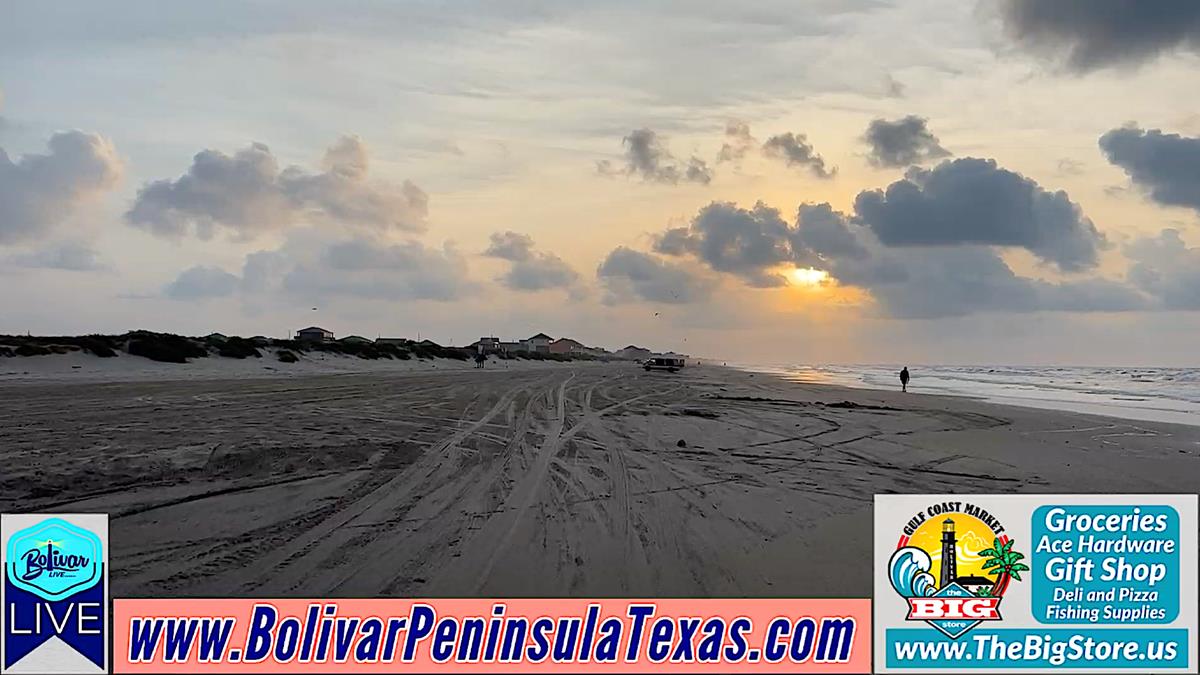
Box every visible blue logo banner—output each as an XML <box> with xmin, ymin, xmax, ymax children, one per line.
<box><xmin>3</xmin><ymin>514</ymin><xmax>108</xmax><ymax>674</ymax></box>
<box><xmin>3</xmin><ymin>575</ymin><xmax>106</xmax><ymax>670</ymax></box>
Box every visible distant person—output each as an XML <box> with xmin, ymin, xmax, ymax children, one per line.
<box><xmin>475</xmin><ymin>352</ymin><xmax>487</xmax><ymax>368</ymax></box>
<box><xmin>900</xmin><ymin>366</ymin><xmax>910</xmax><ymax>392</ymax></box>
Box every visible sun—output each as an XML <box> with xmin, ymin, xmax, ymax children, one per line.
<box><xmin>788</xmin><ymin>267</ymin><xmax>829</xmax><ymax>286</ymax></box>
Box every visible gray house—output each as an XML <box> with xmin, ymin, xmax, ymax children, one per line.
<box><xmin>296</xmin><ymin>326</ymin><xmax>334</xmax><ymax>342</ymax></box>
<box><xmin>525</xmin><ymin>333</ymin><xmax>553</xmax><ymax>353</ymax></box>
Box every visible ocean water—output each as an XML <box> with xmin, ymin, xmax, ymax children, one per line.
<box><xmin>732</xmin><ymin>363</ymin><xmax>1200</xmax><ymax>427</ymax></box>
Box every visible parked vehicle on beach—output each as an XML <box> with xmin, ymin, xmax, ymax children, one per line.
<box><xmin>644</xmin><ymin>356</ymin><xmax>685</xmax><ymax>372</ymax></box>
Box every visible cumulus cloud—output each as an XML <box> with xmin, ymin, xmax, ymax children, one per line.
<box><xmin>655</xmin><ymin>201</ymin><xmax>869</xmax><ymax>287</ymax></box>
<box><xmin>831</xmin><ymin>244</ymin><xmax>1145</xmax><ymax>319</ymax></box>
<box><xmin>999</xmin><ymin>0</ymin><xmax>1200</xmax><ymax>71</ymax></box>
<box><xmin>240</xmin><ymin>249</ymin><xmax>290</xmax><ymax>292</ymax></box>
<box><xmin>654</xmin><ymin>202</ymin><xmax>801</xmax><ymax>287</ymax></box>
<box><xmin>795</xmin><ymin>203</ymin><xmax>870</xmax><ymax>261</ymax></box>
<box><xmin>0</xmin><ymin>131</ymin><xmax>123</xmax><ymax>244</ymax></box>
<box><xmin>1099</xmin><ymin>125</ymin><xmax>1200</xmax><ymax>214</ymax></box>
<box><xmin>165</xmin><ymin>265</ymin><xmax>240</xmax><ymax>300</ymax></box>
<box><xmin>717</xmin><ymin>120</ymin><xmax>756</xmax><ymax>163</ymax></box>
<box><xmin>482</xmin><ymin>231</ymin><xmax>534</xmax><ymax>261</ymax></box>
<box><xmin>853</xmin><ymin>158</ymin><xmax>1107</xmax><ymax>271</ymax></box>
<box><xmin>649</xmin><ymin>193</ymin><xmax>1141</xmax><ymax>319</ymax></box>
<box><xmin>761</xmin><ymin>132</ymin><xmax>835</xmax><ymax>178</ymax></box>
<box><xmin>598</xmin><ymin>128</ymin><xmax>713</xmax><ymax>185</ymax></box>
<box><xmin>483</xmin><ymin>230</ymin><xmax>579</xmax><ymax>292</ymax></box>
<box><xmin>126</xmin><ymin>135</ymin><xmax>428</xmax><ymax>239</ymax></box>
<box><xmin>3</xmin><ymin>241</ymin><xmax>108</xmax><ymax>271</ymax></box>
<box><xmin>162</xmin><ymin>232</ymin><xmax>474</xmax><ymax>303</ymax></box>
<box><xmin>862</xmin><ymin>116</ymin><xmax>950</xmax><ymax>168</ymax></box>
<box><xmin>1124</xmin><ymin>229</ymin><xmax>1200</xmax><ymax>309</ymax></box>
<box><xmin>285</xmin><ymin>238</ymin><xmax>471</xmax><ymax>301</ymax></box>
<box><xmin>597</xmin><ymin>247</ymin><xmax>710</xmax><ymax>304</ymax></box>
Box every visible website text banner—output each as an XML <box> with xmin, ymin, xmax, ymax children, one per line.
<box><xmin>113</xmin><ymin>598</ymin><xmax>870</xmax><ymax>673</ymax></box>
<box><xmin>874</xmin><ymin>494</ymin><xmax>1198</xmax><ymax>673</ymax></box>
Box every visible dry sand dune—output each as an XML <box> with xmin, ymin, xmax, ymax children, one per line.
<box><xmin>2</xmin><ymin>363</ymin><xmax>1197</xmax><ymax>598</ymax></box>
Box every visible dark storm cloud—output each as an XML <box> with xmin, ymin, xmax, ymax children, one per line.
<box><xmin>862</xmin><ymin>115</ymin><xmax>950</xmax><ymax>168</ymax></box>
<box><xmin>164</xmin><ymin>265</ymin><xmax>240</xmax><ymax>300</ymax></box>
<box><xmin>1099</xmin><ymin>125</ymin><xmax>1200</xmax><ymax>214</ymax></box>
<box><xmin>4</xmin><ymin>241</ymin><xmax>108</xmax><ymax>271</ymax></box>
<box><xmin>852</xmin><ymin>158</ymin><xmax>1106</xmax><ymax>271</ymax></box>
<box><xmin>483</xmin><ymin>230</ymin><xmax>579</xmax><ymax>292</ymax></box>
<box><xmin>1124</xmin><ymin>229</ymin><xmax>1200</xmax><ymax>309</ymax></box>
<box><xmin>999</xmin><ymin>0</ymin><xmax>1200</xmax><ymax>71</ymax></box>
<box><xmin>0</xmin><ymin>131</ymin><xmax>123</xmax><ymax>244</ymax></box>
<box><xmin>597</xmin><ymin>247</ymin><xmax>710</xmax><ymax>304</ymax></box>
<box><xmin>127</xmin><ymin>135</ymin><xmax>428</xmax><ymax>239</ymax></box>
<box><xmin>761</xmin><ymin>132</ymin><xmax>835</xmax><ymax>178</ymax></box>
<box><xmin>598</xmin><ymin>128</ymin><xmax>713</xmax><ymax>185</ymax></box>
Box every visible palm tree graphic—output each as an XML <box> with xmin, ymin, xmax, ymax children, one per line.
<box><xmin>976</xmin><ymin>537</ymin><xmax>1029</xmax><ymax>597</ymax></box>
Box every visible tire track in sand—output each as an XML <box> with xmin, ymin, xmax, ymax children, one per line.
<box><xmin>438</xmin><ymin>374</ymin><xmax>676</xmax><ymax>594</ymax></box>
<box><xmin>228</xmin><ymin>378</ymin><xmax>537</xmax><ymax>593</ymax></box>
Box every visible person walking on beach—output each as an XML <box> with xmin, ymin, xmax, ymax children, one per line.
<box><xmin>899</xmin><ymin>366</ymin><xmax>910</xmax><ymax>393</ymax></box>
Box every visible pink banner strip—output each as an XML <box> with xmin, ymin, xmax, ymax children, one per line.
<box><xmin>114</xmin><ymin>598</ymin><xmax>870</xmax><ymax>673</ymax></box>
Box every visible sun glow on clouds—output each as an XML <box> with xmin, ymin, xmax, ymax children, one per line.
<box><xmin>788</xmin><ymin>267</ymin><xmax>829</xmax><ymax>286</ymax></box>
<box><xmin>774</xmin><ymin>267</ymin><xmax>870</xmax><ymax>313</ymax></box>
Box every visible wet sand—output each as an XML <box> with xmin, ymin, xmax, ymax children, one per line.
<box><xmin>2</xmin><ymin>363</ymin><xmax>1197</xmax><ymax>598</ymax></box>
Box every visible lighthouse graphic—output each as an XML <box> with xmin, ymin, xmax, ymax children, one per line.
<box><xmin>939</xmin><ymin>517</ymin><xmax>957</xmax><ymax>589</ymax></box>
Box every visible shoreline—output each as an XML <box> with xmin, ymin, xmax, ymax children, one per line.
<box><xmin>728</xmin><ymin>363</ymin><xmax>1200</xmax><ymax>428</ymax></box>
<box><xmin>5</xmin><ymin>347</ymin><xmax>1197</xmax><ymax>428</ymax></box>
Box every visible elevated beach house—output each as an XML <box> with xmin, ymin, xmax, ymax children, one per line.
<box><xmin>296</xmin><ymin>326</ymin><xmax>334</xmax><ymax>342</ymax></box>
<box><xmin>525</xmin><ymin>333</ymin><xmax>554</xmax><ymax>354</ymax></box>
<box><xmin>549</xmin><ymin>338</ymin><xmax>587</xmax><ymax>355</ymax></box>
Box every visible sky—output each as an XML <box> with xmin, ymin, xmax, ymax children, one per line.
<box><xmin>3</xmin><ymin>0</ymin><xmax>1200</xmax><ymax>365</ymax></box>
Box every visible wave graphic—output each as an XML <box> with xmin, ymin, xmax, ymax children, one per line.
<box><xmin>888</xmin><ymin>546</ymin><xmax>936</xmax><ymax>598</ymax></box>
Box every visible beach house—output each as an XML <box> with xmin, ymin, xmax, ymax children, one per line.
<box><xmin>614</xmin><ymin>345</ymin><xmax>653</xmax><ymax>361</ymax></box>
<box><xmin>470</xmin><ymin>336</ymin><xmax>502</xmax><ymax>353</ymax></box>
<box><xmin>296</xmin><ymin>326</ymin><xmax>334</xmax><ymax>342</ymax></box>
<box><xmin>498</xmin><ymin>341</ymin><xmax>524</xmax><ymax>354</ymax></box>
<box><xmin>525</xmin><ymin>333</ymin><xmax>553</xmax><ymax>354</ymax></box>
<box><xmin>549</xmin><ymin>338</ymin><xmax>587</xmax><ymax>355</ymax></box>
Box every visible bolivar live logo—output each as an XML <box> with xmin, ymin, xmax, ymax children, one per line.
<box><xmin>887</xmin><ymin>501</ymin><xmax>1026</xmax><ymax>639</ymax></box>
<box><xmin>2</xmin><ymin>514</ymin><xmax>108</xmax><ymax>675</ymax></box>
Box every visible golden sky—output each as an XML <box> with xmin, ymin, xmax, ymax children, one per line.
<box><xmin>3</xmin><ymin>1</ymin><xmax>1200</xmax><ymax>364</ymax></box>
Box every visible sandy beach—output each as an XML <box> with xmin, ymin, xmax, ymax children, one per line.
<box><xmin>2</xmin><ymin>361</ymin><xmax>1197</xmax><ymax>599</ymax></box>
